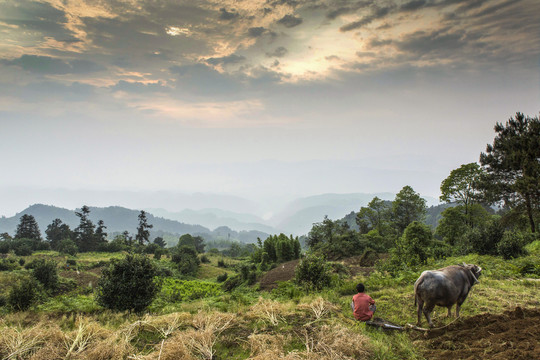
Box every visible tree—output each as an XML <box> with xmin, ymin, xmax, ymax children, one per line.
<box><xmin>96</xmin><ymin>254</ymin><xmax>161</xmax><ymax>313</ymax></box>
<box><xmin>440</xmin><ymin>163</ymin><xmax>485</xmax><ymax>226</ymax></box>
<box><xmin>153</xmin><ymin>236</ymin><xmax>166</xmax><ymax>248</ymax></box>
<box><xmin>177</xmin><ymin>234</ymin><xmax>205</xmax><ymax>253</ymax></box>
<box><xmin>95</xmin><ymin>220</ymin><xmax>108</xmax><ymax>246</ymax></box>
<box><xmin>295</xmin><ymin>254</ymin><xmax>332</xmax><ymax>290</ymax></box>
<box><xmin>394</xmin><ymin>221</ymin><xmax>432</xmax><ymax>267</ymax></box>
<box><xmin>75</xmin><ymin>205</ymin><xmax>96</xmax><ymax>252</ymax></box>
<box><xmin>356</xmin><ymin>197</ymin><xmax>392</xmax><ymax>235</ymax></box>
<box><xmin>45</xmin><ymin>218</ymin><xmax>72</xmax><ymax>250</ymax></box>
<box><xmin>15</xmin><ymin>214</ymin><xmax>42</xmax><ymax>241</ymax></box>
<box><xmin>136</xmin><ymin>210</ymin><xmax>153</xmax><ymax>246</ymax></box>
<box><xmin>171</xmin><ymin>245</ymin><xmax>200</xmax><ymax>276</ymax></box>
<box><xmin>392</xmin><ymin>186</ymin><xmax>427</xmax><ymax>233</ymax></box>
<box><xmin>480</xmin><ymin>112</ymin><xmax>540</xmax><ymax>233</ymax></box>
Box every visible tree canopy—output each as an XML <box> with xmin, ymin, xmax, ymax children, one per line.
<box><xmin>480</xmin><ymin>112</ymin><xmax>540</xmax><ymax>233</ymax></box>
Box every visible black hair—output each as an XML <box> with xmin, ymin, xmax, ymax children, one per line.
<box><xmin>356</xmin><ymin>283</ymin><xmax>365</xmax><ymax>293</ymax></box>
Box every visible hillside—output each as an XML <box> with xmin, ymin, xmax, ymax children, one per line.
<box><xmin>0</xmin><ymin>204</ymin><xmax>269</xmax><ymax>245</ymax></box>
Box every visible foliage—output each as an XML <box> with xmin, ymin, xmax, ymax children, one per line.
<box><xmin>171</xmin><ymin>245</ymin><xmax>200</xmax><ymax>276</ymax></box>
<box><xmin>440</xmin><ymin>163</ymin><xmax>485</xmax><ymax>222</ymax></box>
<box><xmin>158</xmin><ymin>278</ymin><xmax>222</xmax><ymax>302</ymax></box>
<box><xmin>58</xmin><ymin>237</ymin><xmax>78</xmax><ymax>256</ymax></box>
<box><xmin>356</xmin><ymin>197</ymin><xmax>393</xmax><ymax>235</ymax></box>
<box><xmin>306</xmin><ymin>217</ymin><xmax>374</xmax><ymax>260</ymax></box>
<box><xmin>216</xmin><ymin>273</ymin><xmax>228</xmax><ymax>282</ymax></box>
<box><xmin>392</xmin><ymin>185</ymin><xmax>427</xmax><ymax>234</ymax></box>
<box><xmin>177</xmin><ymin>234</ymin><xmax>205</xmax><ymax>253</ymax></box>
<box><xmin>45</xmin><ymin>218</ymin><xmax>73</xmax><ymax>250</ymax></box>
<box><xmin>295</xmin><ymin>254</ymin><xmax>332</xmax><ymax>290</ymax></box>
<box><xmin>95</xmin><ymin>253</ymin><xmax>161</xmax><ymax>313</ymax></box>
<box><xmin>456</xmin><ymin>218</ymin><xmax>504</xmax><ymax>256</ymax></box>
<box><xmin>497</xmin><ymin>230</ymin><xmax>528</xmax><ymax>259</ymax></box>
<box><xmin>200</xmin><ymin>254</ymin><xmax>210</xmax><ymax>263</ymax></box>
<box><xmin>11</xmin><ymin>238</ymin><xmax>35</xmax><ymax>256</ymax></box>
<box><xmin>153</xmin><ymin>236</ymin><xmax>167</xmax><ymax>248</ymax></box>
<box><xmin>15</xmin><ymin>214</ymin><xmax>42</xmax><ymax>241</ymax></box>
<box><xmin>252</xmin><ymin>233</ymin><xmax>301</xmax><ymax>268</ymax></box>
<box><xmin>480</xmin><ymin>112</ymin><xmax>540</xmax><ymax>233</ymax></box>
<box><xmin>8</xmin><ymin>277</ymin><xmax>42</xmax><ymax>311</ymax></box>
<box><xmin>31</xmin><ymin>258</ymin><xmax>59</xmax><ymax>292</ymax></box>
<box><xmin>74</xmin><ymin>205</ymin><xmax>97</xmax><ymax>252</ymax></box>
<box><xmin>436</xmin><ymin>205</ymin><xmax>491</xmax><ymax>245</ymax></box>
<box><xmin>136</xmin><ymin>210</ymin><xmax>153</xmax><ymax>246</ymax></box>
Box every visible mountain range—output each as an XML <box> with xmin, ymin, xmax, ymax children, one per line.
<box><xmin>0</xmin><ymin>192</ymin><xmax>440</xmax><ymax>244</ymax></box>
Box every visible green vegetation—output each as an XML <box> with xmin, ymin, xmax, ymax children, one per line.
<box><xmin>95</xmin><ymin>253</ymin><xmax>161</xmax><ymax>313</ymax></box>
<box><xmin>0</xmin><ymin>111</ymin><xmax>537</xmax><ymax>359</ymax></box>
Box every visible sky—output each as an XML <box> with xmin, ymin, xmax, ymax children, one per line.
<box><xmin>0</xmin><ymin>0</ymin><xmax>539</xmax><ymax>217</ymax></box>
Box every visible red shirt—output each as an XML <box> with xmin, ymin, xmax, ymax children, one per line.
<box><xmin>352</xmin><ymin>293</ymin><xmax>375</xmax><ymax>321</ymax></box>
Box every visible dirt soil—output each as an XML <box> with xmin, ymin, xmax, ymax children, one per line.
<box><xmin>259</xmin><ymin>259</ymin><xmax>300</xmax><ymax>290</ymax></box>
<box><xmin>416</xmin><ymin>307</ymin><xmax>540</xmax><ymax>360</ymax></box>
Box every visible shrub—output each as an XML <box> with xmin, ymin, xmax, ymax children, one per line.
<box><xmin>171</xmin><ymin>245</ymin><xmax>200</xmax><ymax>276</ymax></box>
<box><xmin>154</xmin><ymin>247</ymin><xmax>167</xmax><ymax>260</ymax></box>
<box><xmin>295</xmin><ymin>254</ymin><xmax>332</xmax><ymax>290</ymax></box>
<box><xmin>0</xmin><ymin>241</ymin><xmax>10</xmax><ymax>254</ymax></box>
<box><xmin>18</xmin><ymin>258</ymin><xmax>25</xmax><ymax>266</ymax></box>
<box><xmin>95</xmin><ymin>253</ymin><xmax>161</xmax><ymax>313</ymax></box>
<box><xmin>200</xmin><ymin>254</ymin><xmax>211</xmax><ymax>263</ymax></box>
<box><xmin>31</xmin><ymin>259</ymin><xmax>59</xmax><ymax>292</ymax></box>
<box><xmin>159</xmin><ymin>279</ymin><xmax>222</xmax><ymax>302</ymax></box>
<box><xmin>217</xmin><ymin>258</ymin><xmax>227</xmax><ymax>268</ymax></box>
<box><xmin>8</xmin><ymin>278</ymin><xmax>42</xmax><ymax>311</ymax></box>
<box><xmin>222</xmin><ymin>274</ymin><xmax>244</xmax><ymax>292</ymax></box>
<box><xmin>66</xmin><ymin>259</ymin><xmax>77</xmax><ymax>267</ymax></box>
<box><xmin>497</xmin><ymin>231</ymin><xmax>528</xmax><ymax>259</ymax></box>
<box><xmin>216</xmin><ymin>273</ymin><xmax>228</xmax><ymax>282</ymax></box>
<box><xmin>58</xmin><ymin>238</ymin><xmax>78</xmax><ymax>256</ymax></box>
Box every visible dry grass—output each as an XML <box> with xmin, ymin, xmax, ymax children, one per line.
<box><xmin>297</xmin><ymin>297</ymin><xmax>338</xmax><ymax>322</ymax></box>
<box><xmin>246</xmin><ymin>297</ymin><xmax>292</xmax><ymax>326</ymax></box>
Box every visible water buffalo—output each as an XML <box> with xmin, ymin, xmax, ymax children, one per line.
<box><xmin>414</xmin><ymin>263</ymin><xmax>482</xmax><ymax>327</ymax></box>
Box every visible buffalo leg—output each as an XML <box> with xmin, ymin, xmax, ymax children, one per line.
<box><xmin>456</xmin><ymin>303</ymin><xmax>461</xmax><ymax>318</ymax></box>
<box><xmin>416</xmin><ymin>298</ymin><xmax>424</xmax><ymax>326</ymax></box>
<box><xmin>447</xmin><ymin>305</ymin><xmax>453</xmax><ymax>318</ymax></box>
<box><xmin>423</xmin><ymin>304</ymin><xmax>435</xmax><ymax>328</ymax></box>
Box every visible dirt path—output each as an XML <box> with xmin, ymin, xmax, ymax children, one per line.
<box><xmin>416</xmin><ymin>307</ymin><xmax>540</xmax><ymax>360</ymax></box>
<box><xmin>259</xmin><ymin>259</ymin><xmax>300</xmax><ymax>290</ymax></box>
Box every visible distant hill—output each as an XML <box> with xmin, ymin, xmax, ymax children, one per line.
<box><xmin>272</xmin><ymin>193</ymin><xmax>439</xmax><ymax>235</ymax></box>
<box><xmin>0</xmin><ymin>204</ymin><xmax>268</xmax><ymax>246</ymax></box>
<box><xmin>271</xmin><ymin>193</ymin><xmax>396</xmax><ymax>235</ymax></box>
<box><xmin>146</xmin><ymin>208</ymin><xmax>277</xmax><ymax>234</ymax></box>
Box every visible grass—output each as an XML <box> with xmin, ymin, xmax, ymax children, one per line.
<box><xmin>0</xmin><ymin>249</ymin><xmax>538</xmax><ymax>359</ymax></box>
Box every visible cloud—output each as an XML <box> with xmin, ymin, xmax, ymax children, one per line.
<box><xmin>206</xmin><ymin>54</ymin><xmax>246</xmax><ymax>66</ymax></box>
<box><xmin>0</xmin><ymin>1</ymin><xmax>77</xmax><ymax>42</ymax></box>
<box><xmin>325</xmin><ymin>2</ymin><xmax>370</xmax><ymax>20</ymax></box>
<box><xmin>248</xmin><ymin>27</ymin><xmax>266</xmax><ymax>37</ymax></box>
<box><xmin>110</xmin><ymin>80</ymin><xmax>170</xmax><ymax>94</ymax></box>
<box><xmin>339</xmin><ymin>6</ymin><xmax>393</xmax><ymax>32</ymax></box>
<box><xmin>219</xmin><ymin>8</ymin><xmax>239</xmax><ymax>20</ymax></box>
<box><xmin>2</xmin><ymin>55</ymin><xmax>105</xmax><ymax>74</ymax></box>
<box><xmin>277</xmin><ymin>14</ymin><xmax>303</xmax><ymax>28</ymax></box>
<box><xmin>266</xmin><ymin>46</ymin><xmax>288</xmax><ymax>58</ymax></box>
<box><xmin>400</xmin><ymin>0</ymin><xmax>427</xmax><ymax>12</ymax></box>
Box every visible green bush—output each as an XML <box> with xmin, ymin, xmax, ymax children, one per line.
<box><xmin>0</xmin><ymin>259</ymin><xmax>19</xmax><ymax>271</ymax></box>
<box><xmin>8</xmin><ymin>278</ymin><xmax>42</xmax><ymax>311</ymax></box>
<box><xmin>217</xmin><ymin>258</ymin><xmax>227</xmax><ymax>268</ymax></box>
<box><xmin>95</xmin><ymin>254</ymin><xmax>161</xmax><ymax>313</ymax></box>
<box><xmin>222</xmin><ymin>274</ymin><xmax>243</xmax><ymax>292</ymax></box>
<box><xmin>58</xmin><ymin>238</ymin><xmax>78</xmax><ymax>256</ymax></box>
<box><xmin>31</xmin><ymin>259</ymin><xmax>59</xmax><ymax>292</ymax></box>
<box><xmin>0</xmin><ymin>241</ymin><xmax>10</xmax><ymax>254</ymax></box>
<box><xmin>200</xmin><ymin>254</ymin><xmax>211</xmax><ymax>263</ymax></box>
<box><xmin>171</xmin><ymin>246</ymin><xmax>200</xmax><ymax>276</ymax></box>
<box><xmin>294</xmin><ymin>254</ymin><xmax>332</xmax><ymax>290</ymax></box>
<box><xmin>497</xmin><ymin>231</ymin><xmax>528</xmax><ymax>259</ymax></box>
<box><xmin>216</xmin><ymin>273</ymin><xmax>228</xmax><ymax>282</ymax></box>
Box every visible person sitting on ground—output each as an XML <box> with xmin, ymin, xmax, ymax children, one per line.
<box><xmin>351</xmin><ymin>283</ymin><xmax>376</xmax><ymax>321</ymax></box>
